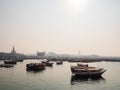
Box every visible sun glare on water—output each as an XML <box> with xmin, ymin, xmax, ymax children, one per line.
<box><xmin>67</xmin><ymin>0</ymin><xmax>88</xmax><ymax>14</ymax></box>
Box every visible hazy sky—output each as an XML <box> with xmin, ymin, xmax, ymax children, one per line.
<box><xmin>0</xmin><ymin>0</ymin><xmax>120</xmax><ymax>56</ymax></box>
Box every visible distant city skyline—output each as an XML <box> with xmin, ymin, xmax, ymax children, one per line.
<box><xmin>0</xmin><ymin>0</ymin><xmax>120</xmax><ymax>56</ymax></box>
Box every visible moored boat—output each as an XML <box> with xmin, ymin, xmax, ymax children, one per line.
<box><xmin>71</xmin><ymin>64</ymin><xmax>106</xmax><ymax>78</ymax></box>
<box><xmin>26</xmin><ymin>63</ymin><xmax>45</xmax><ymax>71</ymax></box>
<box><xmin>56</xmin><ymin>61</ymin><xmax>63</xmax><ymax>65</ymax></box>
<box><xmin>41</xmin><ymin>60</ymin><xmax>49</xmax><ymax>63</ymax></box>
<box><xmin>41</xmin><ymin>60</ymin><xmax>54</xmax><ymax>66</ymax></box>
<box><xmin>4</xmin><ymin>60</ymin><xmax>17</xmax><ymax>64</ymax></box>
<box><xmin>0</xmin><ymin>64</ymin><xmax>14</xmax><ymax>68</ymax></box>
<box><xmin>44</xmin><ymin>62</ymin><xmax>53</xmax><ymax>66</ymax></box>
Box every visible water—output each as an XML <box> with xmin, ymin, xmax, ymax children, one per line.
<box><xmin>0</xmin><ymin>60</ymin><xmax>120</xmax><ymax>90</ymax></box>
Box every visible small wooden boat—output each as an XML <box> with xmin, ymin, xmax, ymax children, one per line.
<box><xmin>26</xmin><ymin>63</ymin><xmax>45</xmax><ymax>71</ymax></box>
<box><xmin>44</xmin><ymin>62</ymin><xmax>53</xmax><ymax>66</ymax></box>
<box><xmin>4</xmin><ymin>60</ymin><xmax>17</xmax><ymax>64</ymax></box>
<box><xmin>41</xmin><ymin>60</ymin><xmax>53</xmax><ymax>66</ymax></box>
<box><xmin>56</xmin><ymin>61</ymin><xmax>63</xmax><ymax>65</ymax></box>
<box><xmin>41</xmin><ymin>60</ymin><xmax>49</xmax><ymax>63</ymax></box>
<box><xmin>71</xmin><ymin>64</ymin><xmax>106</xmax><ymax>78</ymax></box>
<box><xmin>0</xmin><ymin>64</ymin><xmax>14</xmax><ymax>68</ymax></box>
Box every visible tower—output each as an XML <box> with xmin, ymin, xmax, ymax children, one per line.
<box><xmin>11</xmin><ymin>46</ymin><xmax>16</xmax><ymax>54</ymax></box>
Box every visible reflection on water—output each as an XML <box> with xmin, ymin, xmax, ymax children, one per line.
<box><xmin>71</xmin><ymin>75</ymin><xmax>106</xmax><ymax>85</ymax></box>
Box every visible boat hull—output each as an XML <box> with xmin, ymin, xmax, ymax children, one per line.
<box><xmin>72</xmin><ymin>70</ymin><xmax>106</xmax><ymax>78</ymax></box>
<box><xmin>0</xmin><ymin>64</ymin><xmax>14</xmax><ymax>68</ymax></box>
<box><xmin>41</xmin><ymin>61</ymin><xmax>53</xmax><ymax>66</ymax></box>
<box><xmin>26</xmin><ymin>63</ymin><xmax>45</xmax><ymax>71</ymax></box>
<box><xmin>56</xmin><ymin>61</ymin><xmax>63</xmax><ymax>65</ymax></box>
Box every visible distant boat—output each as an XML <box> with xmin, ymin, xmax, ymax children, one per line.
<box><xmin>41</xmin><ymin>60</ymin><xmax>53</xmax><ymax>67</ymax></box>
<box><xmin>4</xmin><ymin>60</ymin><xmax>17</xmax><ymax>64</ymax></box>
<box><xmin>71</xmin><ymin>64</ymin><xmax>106</xmax><ymax>78</ymax></box>
<box><xmin>56</xmin><ymin>61</ymin><xmax>63</xmax><ymax>65</ymax></box>
<box><xmin>41</xmin><ymin>60</ymin><xmax>49</xmax><ymax>63</ymax></box>
<box><xmin>0</xmin><ymin>64</ymin><xmax>14</xmax><ymax>68</ymax></box>
<box><xmin>26</xmin><ymin>63</ymin><xmax>45</xmax><ymax>71</ymax></box>
<box><xmin>44</xmin><ymin>62</ymin><xmax>53</xmax><ymax>67</ymax></box>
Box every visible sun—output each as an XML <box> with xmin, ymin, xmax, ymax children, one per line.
<box><xmin>67</xmin><ymin>0</ymin><xmax>88</xmax><ymax>13</ymax></box>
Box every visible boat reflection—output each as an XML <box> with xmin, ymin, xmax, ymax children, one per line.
<box><xmin>71</xmin><ymin>75</ymin><xmax>106</xmax><ymax>85</ymax></box>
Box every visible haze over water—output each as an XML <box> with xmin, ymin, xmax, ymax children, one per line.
<box><xmin>0</xmin><ymin>0</ymin><xmax>120</xmax><ymax>56</ymax></box>
<box><xmin>0</xmin><ymin>0</ymin><xmax>120</xmax><ymax>90</ymax></box>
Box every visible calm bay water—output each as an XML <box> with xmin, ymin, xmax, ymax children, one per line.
<box><xmin>0</xmin><ymin>60</ymin><xmax>120</xmax><ymax>90</ymax></box>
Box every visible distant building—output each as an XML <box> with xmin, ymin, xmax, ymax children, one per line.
<box><xmin>37</xmin><ymin>51</ymin><xmax>45</xmax><ymax>56</ymax></box>
<box><xmin>11</xmin><ymin>46</ymin><xmax>16</xmax><ymax>54</ymax></box>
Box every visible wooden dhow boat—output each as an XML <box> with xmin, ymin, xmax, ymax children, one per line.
<box><xmin>26</xmin><ymin>63</ymin><xmax>45</xmax><ymax>71</ymax></box>
<box><xmin>0</xmin><ymin>64</ymin><xmax>14</xmax><ymax>68</ymax></box>
<box><xmin>41</xmin><ymin>60</ymin><xmax>54</xmax><ymax>66</ymax></box>
<box><xmin>71</xmin><ymin>64</ymin><xmax>106</xmax><ymax>78</ymax></box>
<box><xmin>56</xmin><ymin>61</ymin><xmax>63</xmax><ymax>65</ymax></box>
<box><xmin>4</xmin><ymin>60</ymin><xmax>17</xmax><ymax>64</ymax></box>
